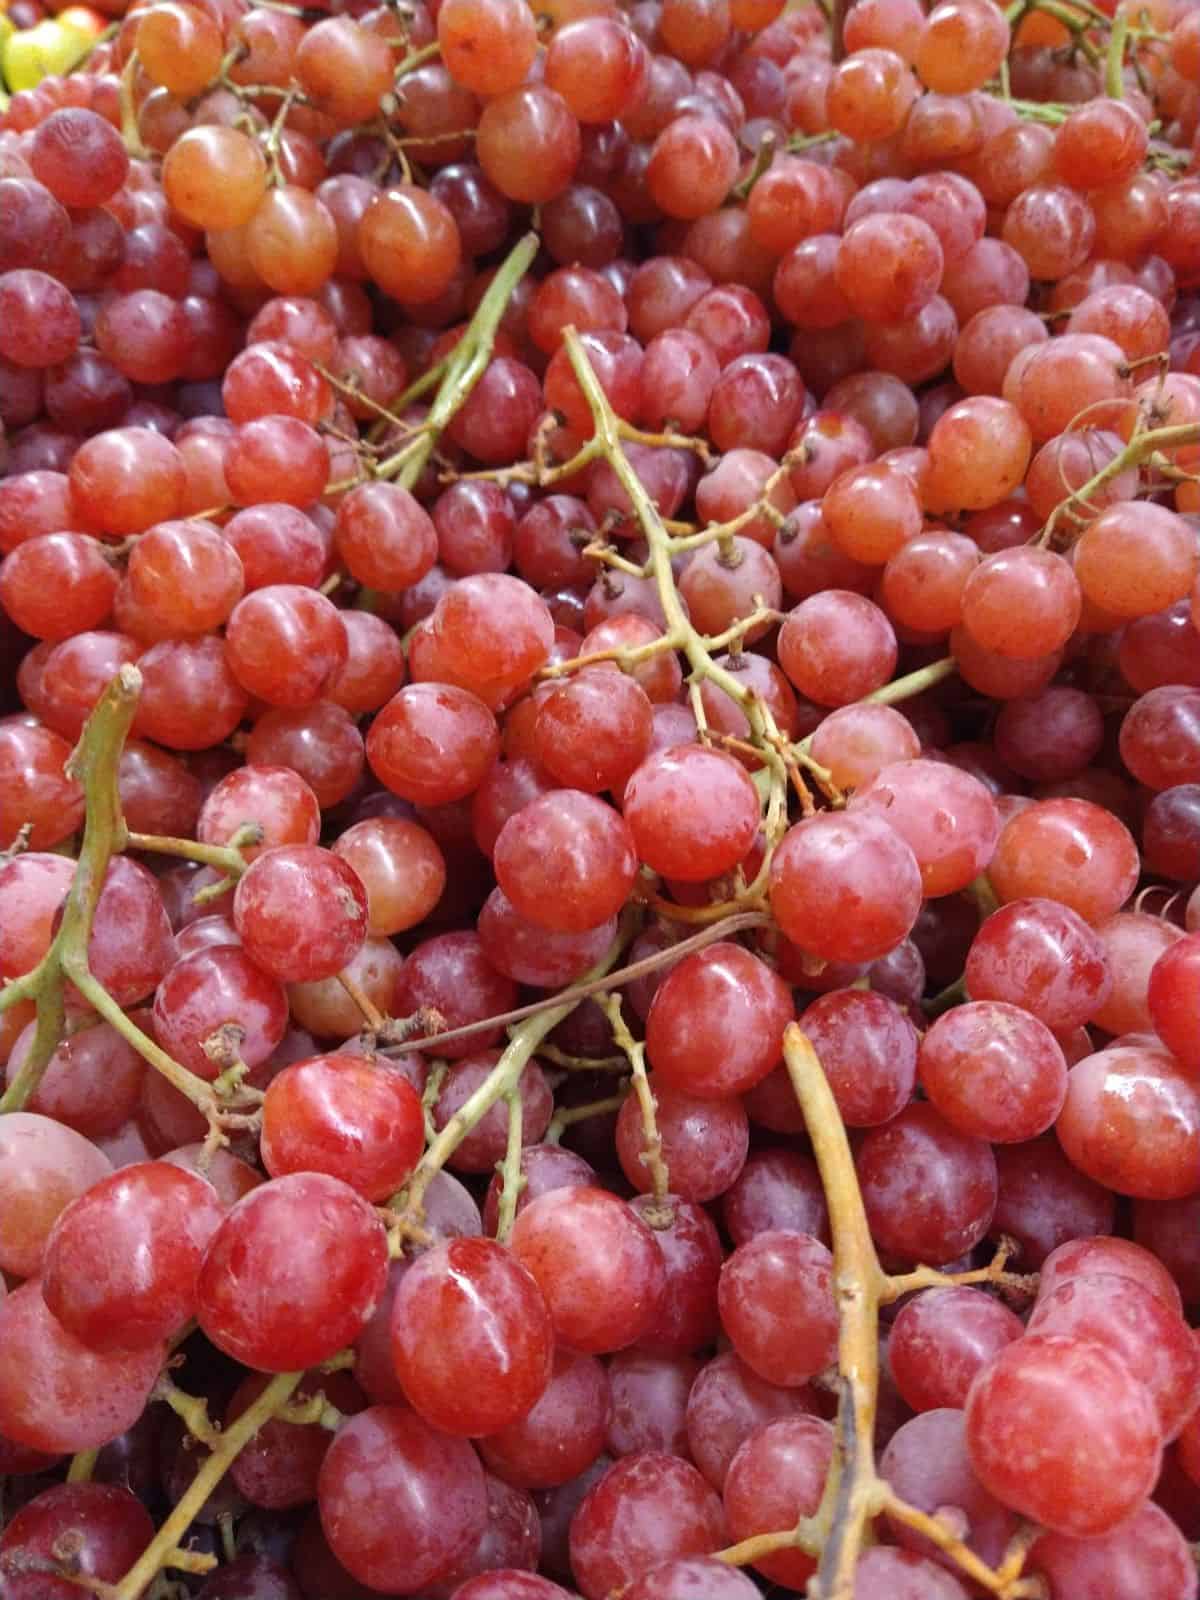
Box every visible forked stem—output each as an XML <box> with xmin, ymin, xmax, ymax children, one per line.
<box><xmin>375</xmin><ymin>233</ymin><xmax>539</xmax><ymax>487</ymax></box>
<box><xmin>112</xmin><ymin>1372</ymin><xmax>304</xmax><ymax>1600</ymax></box>
<box><xmin>781</xmin><ymin>1027</ymin><xmax>1041</xmax><ymax>1600</ymax></box>
<box><xmin>394</xmin><ymin>910</ymin><xmax>639</xmax><ymax>1226</ymax></box>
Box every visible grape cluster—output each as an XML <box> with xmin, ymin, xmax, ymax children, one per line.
<box><xmin>0</xmin><ymin>0</ymin><xmax>1197</xmax><ymax>1594</ymax></box>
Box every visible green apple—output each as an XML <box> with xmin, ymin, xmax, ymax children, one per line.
<box><xmin>3</xmin><ymin>17</ymin><xmax>93</xmax><ymax>92</ymax></box>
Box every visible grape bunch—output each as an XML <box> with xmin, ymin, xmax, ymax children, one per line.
<box><xmin>0</xmin><ymin>0</ymin><xmax>1197</xmax><ymax>1594</ymax></box>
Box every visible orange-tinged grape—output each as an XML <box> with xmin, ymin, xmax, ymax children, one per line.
<box><xmin>245</xmin><ymin>186</ymin><xmax>339</xmax><ymax>298</ymax></box>
<box><xmin>646</xmin><ymin>115</ymin><xmax>740</xmax><ymax>221</ymax></box>
<box><xmin>923</xmin><ymin>396</ymin><xmax>1032</xmax><ymax>513</ymax></box>
<box><xmin>1074</xmin><ymin>503</ymin><xmax>1199</xmax><ymax>620</ymax></box>
<box><xmin>358</xmin><ymin>185</ymin><xmax>462</xmax><ymax>305</ymax></box>
<box><xmin>915</xmin><ymin>0</ymin><xmax>1010</xmax><ymax>93</ymax></box>
<box><xmin>826</xmin><ymin>48</ymin><xmax>919</xmax><ymax>144</ymax></box>
<box><xmin>1053</xmin><ymin>98</ymin><xmax>1148</xmax><ymax>191</ymax></box>
<box><xmin>437</xmin><ymin>0</ymin><xmax>538</xmax><ymax>97</ymax></box>
<box><xmin>136</xmin><ymin>2</ymin><xmax>224</xmax><ymax>99</ymax></box>
<box><xmin>162</xmin><ymin>125</ymin><xmax>269</xmax><ymax>230</ymax></box>
<box><xmin>477</xmin><ymin>85</ymin><xmax>582</xmax><ymax>204</ymax></box>
<box><xmin>295</xmin><ymin>17</ymin><xmax>395</xmax><ymax>125</ymax></box>
<box><xmin>960</xmin><ymin>547</ymin><xmax>1081</xmax><ymax>660</ymax></box>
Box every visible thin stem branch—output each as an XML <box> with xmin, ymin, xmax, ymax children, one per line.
<box><xmin>66</xmin><ymin>1449</ymin><xmax>99</xmax><ymax>1484</ymax></box>
<box><xmin>374</xmin><ymin>233</ymin><xmax>538</xmax><ymax>486</ymax></box>
<box><xmin>395</xmin><ymin>911</ymin><xmax>638</xmax><ymax>1224</ymax></box>
<box><xmin>1</xmin><ymin>667</ymin><xmax>140</xmax><ymax>1112</ymax></box>
<box><xmin>381</xmin><ymin>910</ymin><xmax>770</xmax><ymax>1057</ymax></box>
<box><xmin>783</xmin><ymin>1027</ymin><xmax>886</xmax><ymax>1599</ymax></box>
<box><xmin>545</xmin><ymin>1090</ymin><xmax>628</xmax><ymax>1140</ymax></box>
<box><xmin>113</xmin><ymin>1372</ymin><xmax>304</xmax><ymax>1600</ymax></box>
<box><xmin>598</xmin><ymin>991</ymin><xmax>669</xmax><ymax>1205</ymax></box>
<box><xmin>1105</xmin><ymin>7</ymin><xmax>1129</xmax><ymax>94</ymax></box>
<box><xmin>1040</xmin><ymin>421</ymin><xmax>1200</xmax><ymax>544</ymax></box>
<box><xmin>493</xmin><ymin>1086</ymin><xmax>525</xmax><ymax>1244</ymax></box>
<box><xmin>123</xmin><ymin>833</ymin><xmax>251</xmax><ymax>875</ymax></box>
<box><xmin>782</xmin><ymin>1026</ymin><xmax>1043</xmax><ymax>1599</ymax></box>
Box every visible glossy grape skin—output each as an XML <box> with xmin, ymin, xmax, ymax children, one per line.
<box><xmin>1090</xmin><ymin>912</ymin><xmax>1180</xmax><ymax>1038</ymax></box>
<box><xmin>318</xmin><ymin>1405</ymin><xmax>488</xmax><ymax>1594</ymax></box>
<box><xmin>718</xmin><ymin>1230</ymin><xmax>837</xmax><ymax>1387</ymax></box>
<box><xmin>493</xmin><ymin>789</ymin><xmax>637</xmax><ymax>934</ymax></box>
<box><xmin>770</xmin><ymin>811</ymin><xmax>923</xmax><ymax>963</ymax></box>
<box><xmin>616</xmin><ymin>1078</ymin><xmax>747</xmax><ymax>1204</ymax></box>
<box><xmin>390</xmin><ymin>1237</ymin><xmax>554</xmax><ymax>1437</ymax></box>
<box><xmin>0</xmin><ymin>851</ymin><xmax>75</xmax><ymax>980</ymax></box>
<box><xmin>1142</xmin><ymin>785</ymin><xmax>1200</xmax><ymax>882</ymax></box>
<box><xmin>479</xmin><ymin>888</ymin><xmax>616</xmax><ymax>990</ymax></box>
<box><xmin>41</xmin><ymin>1162</ymin><xmax>223</xmax><ymax>1353</ymax></box>
<box><xmin>477</xmin><ymin>86</ymin><xmax>581</xmax><ymax>205</ymax></box>
<box><xmin>965</xmin><ymin>1333</ymin><xmax>1162</xmax><ymax>1537</ymax></box>
<box><xmin>69</xmin><ymin>426</ymin><xmax>186</xmax><ymax>537</ymax></box>
<box><xmin>889</xmin><ymin>1289</ymin><xmax>1024</xmax><ymax>1414</ymax></box>
<box><xmin>1056</xmin><ymin>1044</ymin><xmax>1200</xmax><ymax>1201</ymax></box>
<box><xmin>959</xmin><ymin>546</ymin><xmax>1082</xmax><ymax>661</ymax></box>
<box><xmin>621</xmin><ymin>1556</ymin><xmax>761</xmax><ymax>1600</ymax></box>
<box><xmin>233</xmin><ymin>846</ymin><xmax>368</xmax><ymax>984</ymax></box>
<box><xmin>918</xmin><ymin>1001</ymin><xmax>1067</xmax><ymax>1143</ymax></box>
<box><xmin>197</xmin><ymin>1173</ymin><xmax>389</xmax><ymax>1373</ymax></box>
<box><xmin>224</xmin><ymin>586</ymin><xmax>347</xmax><ymax>710</ymax></box>
<box><xmin>0</xmin><ymin>1482</ymin><xmax>155</xmax><ymax>1600</ymax></box>
<box><xmin>4</xmin><ymin>1017</ymin><xmax>145</xmax><ymax>1138</ymax></box>
<box><xmin>849</xmin><ymin>758</ymin><xmax>1000</xmax><ymax>899</ymax></box>
<box><xmin>367</xmin><ymin>682</ymin><xmax>501</xmax><ymax>807</ymax></box>
<box><xmin>1147</xmin><ymin>934</ymin><xmax>1200</xmax><ymax>1070</ymax></box>
<box><xmin>644</xmin><ymin>942</ymin><xmax>793</xmax><ymax>1099</ymax></box>
<box><xmin>510</xmin><ymin>1186</ymin><xmax>665</xmax><ymax>1354</ymax></box>
<box><xmin>1028</xmin><ymin>1271</ymin><xmax>1199</xmax><ymax>1440</ymax></box>
<box><xmin>452</xmin><ymin>1576</ymin><xmax>573</xmax><ymax>1600</ymax></box>
<box><xmin>625</xmin><ymin>1194</ymin><xmax>722</xmax><ymax>1359</ymax></box>
<box><xmin>1039</xmin><ymin>1236</ymin><xmax>1185</xmax><ymax>1318</ymax></box>
<box><xmin>479</xmin><ymin>1349</ymin><xmax>611</xmax><ymax>1489</ymax></box>
<box><xmin>198</xmin><ymin>755</ymin><xmax>320</xmax><ymax>858</ymax></box>
<box><xmin>858</xmin><ymin>1103</ymin><xmax>998</xmax><ymax>1265</ymax></box>
<box><xmin>0</xmin><ymin>1112</ymin><xmax>112</xmax><ymax>1280</ymax></box>
<box><xmin>0</xmin><ymin>719</ymin><xmax>83</xmax><ymax>850</ymax></box>
<box><xmin>0</xmin><ymin>1280</ymin><xmax>163</xmax><ymax>1453</ymax></box>
<box><xmin>0</xmin><ymin>533</ymin><xmax>118</xmax><ymax>643</ymax></box>
<box><xmin>722</xmin><ymin>1149</ymin><xmax>828</xmax><ymax>1248</ymax></box>
<box><xmin>1121</xmin><ymin>686</ymin><xmax>1200</xmax><ymax>791</ymax></box>
<box><xmin>797</xmin><ymin>989</ymin><xmax>918</xmax><ymax>1128</ymax></box>
<box><xmin>723</xmin><ymin>1415</ymin><xmax>834</xmax><ymax>1589</ymax></box>
<box><xmin>835</xmin><ymin>214</ymin><xmax>944</xmax><ymax>325</ymax></box>
<box><xmin>778</xmin><ymin>589</ymin><xmax>897</xmax><ymax>704</ymax></box>
<box><xmin>988</xmin><ymin>798</ymin><xmax>1139</xmax><ymax>926</ymax></box>
<box><xmin>397</xmin><ymin>931</ymin><xmax>516</xmax><ymax>1061</ymax></box>
<box><xmin>152</xmin><ymin>946</ymin><xmax>289</xmax><ymax>1080</ymax></box>
<box><xmin>622</xmin><ymin>745</ymin><xmax>760</xmax><ymax>883</ymax></box>
<box><xmin>431</xmin><ymin>573</ymin><xmax>554</xmax><ymax>705</ymax></box>
<box><xmin>685</xmin><ymin>1351</ymin><xmax>818</xmax><ymax>1493</ymax></box>
<box><xmin>261</xmin><ymin>1054</ymin><xmax>424</xmax><ymax>1201</ymax></box>
<box><xmin>965</xmin><ymin>897</ymin><xmax>1111</xmax><ymax>1030</ymax></box>
<box><xmin>881</xmin><ymin>1408</ymin><xmax>1016</xmax><ymax>1574</ymax></box>
<box><xmin>569</xmin><ymin>1453</ymin><xmax>727</xmax><ymax>1600</ymax></box>
<box><xmin>533</xmin><ymin>667</ymin><xmax>652</xmax><ymax>794</ymax></box>
<box><xmin>1029</xmin><ymin>1501</ymin><xmax>1197</xmax><ymax>1600</ymax></box>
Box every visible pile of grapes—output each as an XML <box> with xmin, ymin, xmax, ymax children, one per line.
<box><xmin>0</xmin><ymin>0</ymin><xmax>1198</xmax><ymax>1591</ymax></box>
